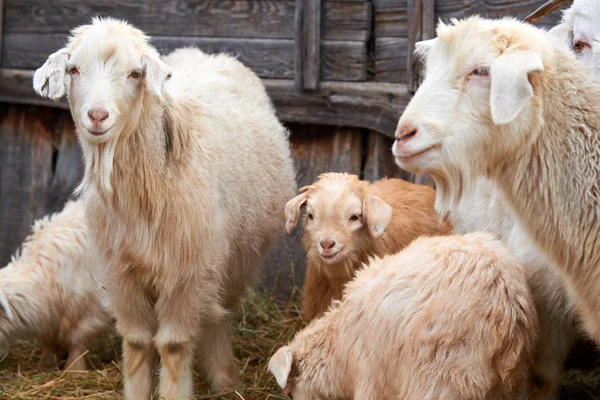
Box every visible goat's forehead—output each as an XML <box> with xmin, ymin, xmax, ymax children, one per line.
<box><xmin>69</xmin><ymin>24</ymin><xmax>149</xmax><ymax>64</ymax></box>
<box><xmin>307</xmin><ymin>187</ymin><xmax>362</xmax><ymax>213</ymax></box>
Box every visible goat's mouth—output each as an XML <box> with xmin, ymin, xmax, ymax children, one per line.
<box><xmin>319</xmin><ymin>250</ymin><xmax>341</xmax><ymax>261</ymax></box>
<box><xmin>85</xmin><ymin>124</ymin><xmax>115</xmax><ymax>138</ymax></box>
<box><xmin>393</xmin><ymin>144</ymin><xmax>439</xmax><ymax>166</ymax></box>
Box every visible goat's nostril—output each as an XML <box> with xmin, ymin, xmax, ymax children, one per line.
<box><xmin>320</xmin><ymin>239</ymin><xmax>336</xmax><ymax>250</ymax></box>
<box><xmin>396</xmin><ymin>123</ymin><xmax>419</xmax><ymax>141</ymax></box>
<box><xmin>88</xmin><ymin>107</ymin><xmax>109</xmax><ymax>124</ymax></box>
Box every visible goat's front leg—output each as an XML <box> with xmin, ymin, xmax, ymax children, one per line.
<box><xmin>108</xmin><ymin>271</ymin><xmax>156</xmax><ymax>400</ymax></box>
<box><xmin>155</xmin><ymin>277</ymin><xmax>226</xmax><ymax>399</ymax></box>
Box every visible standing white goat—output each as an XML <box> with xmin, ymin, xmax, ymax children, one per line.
<box><xmin>33</xmin><ymin>17</ymin><xmax>296</xmax><ymax>399</ymax></box>
<box><xmin>393</xmin><ymin>15</ymin><xmax>600</xmax><ymax>360</ymax></box>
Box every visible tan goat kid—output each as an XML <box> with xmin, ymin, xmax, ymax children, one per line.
<box><xmin>33</xmin><ymin>17</ymin><xmax>296</xmax><ymax>399</ymax></box>
<box><xmin>269</xmin><ymin>233</ymin><xmax>538</xmax><ymax>400</ymax></box>
<box><xmin>285</xmin><ymin>172</ymin><xmax>451</xmax><ymax>322</ymax></box>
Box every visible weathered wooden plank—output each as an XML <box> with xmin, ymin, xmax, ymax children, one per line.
<box><xmin>2</xmin><ymin>33</ymin><xmax>366</xmax><ymax>82</ymax></box>
<box><xmin>261</xmin><ymin>124</ymin><xmax>363</xmax><ymax>300</ymax></box>
<box><xmin>375</xmin><ymin>37</ymin><xmax>408</xmax><ymax>83</ymax></box>
<box><xmin>4</xmin><ymin>0</ymin><xmax>370</xmax><ymax>41</ymax></box>
<box><xmin>0</xmin><ymin>0</ymin><xmax>4</xmax><ymax>66</ymax></box>
<box><xmin>0</xmin><ymin>103</ymin><xmax>56</xmax><ymax>266</ymax></box>
<box><xmin>373</xmin><ymin>0</ymin><xmax>408</xmax><ymax>38</ymax></box>
<box><xmin>407</xmin><ymin>0</ymin><xmax>422</xmax><ymax>93</ymax></box>
<box><xmin>363</xmin><ymin>130</ymin><xmax>412</xmax><ymax>182</ymax></box>
<box><xmin>435</xmin><ymin>0</ymin><xmax>564</xmax><ymax>30</ymax></box>
<box><xmin>295</xmin><ymin>0</ymin><xmax>322</xmax><ymax>90</ymax></box>
<box><xmin>422</xmin><ymin>0</ymin><xmax>435</xmax><ymax>40</ymax></box>
<box><xmin>46</xmin><ymin>114</ymin><xmax>84</xmax><ymax>213</ymax></box>
<box><xmin>0</xmin><ymin>71</ymin><xmax>410</xmax><ymax>137</ymax></box>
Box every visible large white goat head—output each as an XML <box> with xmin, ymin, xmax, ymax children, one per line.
<box><xmin>33</xmin><ymin>17</ymin><xmax>171</xmax><ymax>144</ymax></box>
<box><xmin>549</xmin><ymin>0</ymin><xmax>600</xmax><ymax>75</ymax></box>
<box><xmin>392</xmin><ymin>16</ymin><xmax>550</xmax><ymax>183</ymax></box>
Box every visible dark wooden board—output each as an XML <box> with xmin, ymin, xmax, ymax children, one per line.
<box><xmin>4</xmin><ymin>0</ymin><xmax>371</xmax><ymax>41</ymax></box>
<box><xmin>295</xmin><ymin>0</ymin><xmax>322</xmax><ymax>90</ymax></box>
<box><xmin>375</xmin><ymin>37</ymin><xmax>408</xmax><ymax>83</ymax></box>
<box><xmin>0</xmin><ymin>71</ymin><xmax>409</xmax><ymax>138</ymax></box>
<box><xmin>0</xmin><ymin>103</ymin><xmax>56</xmax><ymax>266</ymax></box>
<box><xmin>261</xmin><ymin>124</ymin><xmax>363</xmax><ymax>300</ymax></box>
<box><xmin>2</xmin><ymin>33</ymin><xmax>367</xmax><ymax>82</ymax></box>
<box><xmin>363</xmin><ymin>130</ymin><xmax>413</xmax><ymax>182</ymax></box>
<box><xmin>0</xmin><ymin>0</ymin><xmax>4</xmax><ymax>66</ymax></box>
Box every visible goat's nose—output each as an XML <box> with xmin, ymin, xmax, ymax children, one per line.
<box><xmin>87</xmin><ymin>107</ymin><xmax>109</xmax><ymax>124</ymax></box>
<box><xmin>395</xmin><ymin>122</ymin><xmax>418</xmax><ymax>140</ymax></box>
<box><xmin>320</xmin><ymin>239</ymin><xmax>336</xmax><ymax>250</ymax></box>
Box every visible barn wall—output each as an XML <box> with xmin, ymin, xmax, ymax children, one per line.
<box><xmin>0</xmin><ymin>101</ymin><xmax>420</xmax><ymax>300</ymax></box>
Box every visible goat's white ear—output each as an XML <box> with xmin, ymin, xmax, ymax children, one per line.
<box><xmin>142</xmin><ymin>54</ymin><xmax>172</xmax><ymax>101</ymax></box>
<box><xmin>0</xmin><ymin>290</ymin><xmax>14</xmax><ymax>322</ymax></box>
<box><xmin>33</xmin><ymin>49</ymin><xmax>70</xmax><ymax>101</ymax></box>
<box><xmin>284</xmin><ymin>193</ymin><xmax>308</xmax><ymax>234</ymax></box>
<box><xmin>363</xmin><ymin>194</ymin><xmax>392</xmax><ymax>239</ymax></box>
<box><xmin>548</xmin><ymin>23</ymin><xmax>572</xmax><ymax>50</ymax></box>
<box><xmin>414</xmin><ymin>38</ymin><xmax>436</xmax><ymax>59</ymax></box>
<box><xmin>490</xmin><ymin>49</ymin><xmax>544</xmax><ymax>125</ymax></box>
<box><xmin>268</xmin><ymin>346</ymin><xmax>293</xmax><ymax>389</ymax></box>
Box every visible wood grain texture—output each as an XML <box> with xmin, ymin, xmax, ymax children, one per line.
<box><xmin>4</xmin><ymin>0</ymin><xmax>371</xmax><ymax>41</ymax></box>
<box><xmin>1</xmin><ymin>33</ymin><xmax>367</xmax><ymax>82</ymax></box>
<box><xmin>261</xmin><ymin>124</ymin><xmax>363</xmax><ymax>300</ymax></box>
<box><xmin>435</xmin><ymin>0</ymin><xmax>564</xmax><ymax>30</ymax></box>
<box><xmin>375</xmin><ymin>37</ymin><xmax>408</xmax><ymax>83</ymax></box>
<box><xmin>0</xmin><ymin>0</ymin><xmax>4</xmax><ymax>66</ymax></box>
<box><xmin>0</xmin><ymin>71</ymin><xmax>409</xmax><ymax>137</ymax></box>
<box><xmin>0</xmin><ymin>103</ymin><xmax>56</xmax><ymax>266</ymax></box>
<box><xmin>295</xmin><ymin>0</ymin><xmax>322</xmax><ymax>90</ymax></box>
<box><xmin>407</xmin><ymin>0</ymin><xmax>422</xmax><ymax>92</ymax></box>
<box><xmin>373</xmin><ymin>0</ymin><xmax>408</xmax><ymax>38</ymax></box>
<box><xmin>363</xmin><ymin>130</ymin><xmax>412</xmax><ymax>182</ymax></box>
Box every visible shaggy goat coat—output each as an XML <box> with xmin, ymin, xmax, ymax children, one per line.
<box><xmin>286</xmin><ymin>173</ymin><xmax>451</xmax><ymax>322</ymax></box>
<box><xmin>269</xmin><ymin>233</ymin><xmax>538</xmax><ymax>400</ymax></box>
<box><xmin>0</xmin><ymin>199</ymin><xmax>111</xmax><ymax>371</ymax></box>
<box><xmin>33</xmin><ymin>18</ymin><xmax>296</xmax><ymax>399</ymax></box>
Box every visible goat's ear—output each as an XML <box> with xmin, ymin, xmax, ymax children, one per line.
<box><xmin>548</xmin><ymin>23</ymin><xmax>573</xmax><ymax>50</ymax></box>
<box><xmin>490</xmin><ymin>49</ymin><xmax>544</xmax><ymax>125</ymax></box>
<box><xmin>284</xmin><ymin>193</ymin><xmax>308</xmax><ymax>234</ymax></box>
<box><xmin>268</xmin><ymin>346</ymin><xmax>294</xmax><ymax>389</ymax></box>
<box><xmin>33</xmin><ymin>49</ymin><xmax>70</xmax><ymax>101</ymax></box>
<box><xmin>141</xmin><ymin>54</ymin><xmax>172</xmax><ymax>101</ymax></box>
<box><xmin>414</xmin><ymin>38</ymin><xmax>436</xmax><ymax>60</ymax></box>
<box><xmin>0</xmin><ymin>290</ymin><xmax>14</xmax><ymax>322</ymax></box>
<box><xmin>363</xmin><ymin>194</ymin><xmax>392</xmax><ymax>239</ymax></box>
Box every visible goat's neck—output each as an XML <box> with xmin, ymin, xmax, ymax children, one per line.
<box><xmin>495</xmin><ymin>70</ymin><xmax>600</xmax><ymax>284</ymax></box>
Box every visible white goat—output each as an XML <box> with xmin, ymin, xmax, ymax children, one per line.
<box><xmin>33</xmin><ymin>17</ymin><xmax>296</xmax><ymax>399</ymax></box>
<box><xmin>0</xmin><ymin>199</ymin><xmax>112</xmax><ymax>371</ymax></box>
<box><xmin>393</xmin><ymin>16</ymin><xmax>600</xmax><ymax>360</ymax></box>
<box><xmin>269</xmin><ymin>233</ymin><xmax>538</xmax><ymax>400</ymax></box>
<box><xmin>527</xmin><ymin>0</ymin><xmax>600</xmax><ymax>76</ymax></box>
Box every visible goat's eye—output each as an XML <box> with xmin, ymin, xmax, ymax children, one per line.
<box><xmin>129</xmin><ymin>70</ymin><xmax>142</xmax><ymax>79</ymax></box>
<box><xmin>574</xmin><ymin>40</ymin><xmax>589</xmax><ymax>53</ymax></box>
<box><xmin>67</xmin><ymin>66</ymin><xmax>79</xmax><ymax>75</ymax></box>
<box><xmin>349</xmin><ymin>214</ymin><xmax>360</xmax><ymax>222</ymax></box>
<box><xmin>471</xmin><ymin>67</ymin><xmax>489</xmax><ymax>76</ymax></box>
<box><xmin>307</xmin><ymin>213</ymin><xmax>313</xmax><ymax>220</ymax></box>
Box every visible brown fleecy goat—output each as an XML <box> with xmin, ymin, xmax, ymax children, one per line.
<box><xmin>285</xmin><ymin>172</ymin><xmax>451</xmax><ymax>322</ymax></box>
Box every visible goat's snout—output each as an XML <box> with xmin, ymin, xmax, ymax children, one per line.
<box><xmin>87</xmin><ymin>106</ymin><xmax>110</xmax><ymax>133</ymax></box>
<box><xmin>320</xmin><ymin>239</ymin><xmax>336</xmax><ymax>250</ymax></box>
<box><xmin>395</xmin><ymin>122</ymin><xmax>418</xmax><ymax>141</ymax></box>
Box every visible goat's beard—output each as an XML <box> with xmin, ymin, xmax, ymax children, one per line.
<box><xmin>430</xmin><ymin>162</ymin><xmax>479</xmax><ymax>223</ymax></box>
<box><xmin>75</xmin><ymin>137</ymin><xmax>119</xmax><ymax>196</ymax></box>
